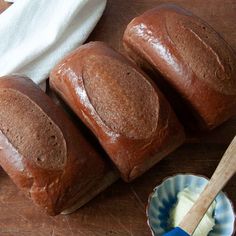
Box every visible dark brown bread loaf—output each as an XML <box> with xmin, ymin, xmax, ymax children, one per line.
<box><xmin>123</xmin><ymin>4</ymin><xmax>236</xmax><ymax>130</ymax></box>
<box><xmin>50</xmin><ymin>41</ymin><xmax>185</xmax><ymax>182</ymax></box>
<box><xmin>0</xmin><ymin>75</ymin><xmax>117</xmax><ymax>215</ymax></box>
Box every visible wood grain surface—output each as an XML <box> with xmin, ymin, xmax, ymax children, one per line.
<box><xmin>0</xmin><ymin>0</ymin><xmax>236</xmax><ymax>235</ymax></box>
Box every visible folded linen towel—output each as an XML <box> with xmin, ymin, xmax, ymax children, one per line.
<box><xmin>0</xmin><ymin>0</ymin><xmax>106</xmax><ymax>84</ymax></box>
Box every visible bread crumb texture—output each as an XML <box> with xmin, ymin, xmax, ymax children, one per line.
<box><xmin>83</xmin><ymin>55</ymin><xmax>159</xmax><ymax>139</ymax></box>
<box><xmin>0</xmin><ymin>88</ymin><xmax>67</xmax><ymax>170</ymax></box>
<box><xmin>165</xmin><ymin>10</ymin><xmax>236</xmax><ymax>95</ymax></box>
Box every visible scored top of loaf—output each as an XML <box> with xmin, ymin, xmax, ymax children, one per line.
<box><xmin>164</xmin><ymin>6</ymin><xmax>236</xmax><ymax>95</ymax></box>
<box><xmin>124</xmin><ymin>4</ymin><xmax>236</xmax><ymax>95</ymax></box>
<box><xmin>0</xmin><ymin>88</ymin><xmax>67</xmax><ymax>170</ymax></box>
<box><xmin>83</xmin><ymin>54</ymin><xmax>159</xmax><ymax>140</ymax></box>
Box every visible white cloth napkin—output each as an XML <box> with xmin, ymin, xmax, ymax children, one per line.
<box><xmin>0</xmin><ymin>0</ymin><xmax>106</xmax><ymax>85</ymax></box>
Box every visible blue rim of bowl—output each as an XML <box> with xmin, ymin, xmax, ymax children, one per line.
<box><xmin>146</xmin><ymin>173</ymin><xmax>236</xmax><ymax>236</ymax></box>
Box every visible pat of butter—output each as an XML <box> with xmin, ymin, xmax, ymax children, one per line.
<box><xmin>170</xmin><ymin>188</ymin><xmax>216</xmax><ymax>236</ymax></box>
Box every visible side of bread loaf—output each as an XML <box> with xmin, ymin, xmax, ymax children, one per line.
<box><xmin>123</xmin><ymin>4</ymin><xmax>236</xmax><ymax>130</ymax></box>
<box><xmin>50</xmin><ymin>41</ymin><xmax>185</xmax><ymax>182</ymax></box>
<box><xmin>0</xmin><ymin>75</ymin><xmax>117</xmax><ymax>215</ymax></box>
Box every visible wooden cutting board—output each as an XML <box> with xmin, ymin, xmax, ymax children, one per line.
<box><xmin>0</xmin><ymin>0</ymin><xmax>236</xmax><ymax>235</ymax></box>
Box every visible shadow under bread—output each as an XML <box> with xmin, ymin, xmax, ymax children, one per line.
<box><xmin>142</xmin><ymin>69</ymin><xmax>236</xmax><ymax>143</ymax></box>
<box><xmin>140</xmin><ymin>67</ymin><xmax>210</xmax><ymax>136</ymax></box>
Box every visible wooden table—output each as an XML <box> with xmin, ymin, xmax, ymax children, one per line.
<box><xmin>0</xmin><ymin>0</ymin><xmax>236</xmax><ymax>235</ymax></box>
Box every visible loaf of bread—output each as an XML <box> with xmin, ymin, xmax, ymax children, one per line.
<box><xmin>50</xmin><ymin>41</ymin><xmax>185</xmax><ymax>182</ymax></box>
<box><xmin>0</xmin><ymin>75</ymin><xmax>118</xmax><ymax>215</ymax></box>
<box><xmin>123</xmin><ymin>4</ymin><xmax>236</xmax><ymax>130</ymax></box>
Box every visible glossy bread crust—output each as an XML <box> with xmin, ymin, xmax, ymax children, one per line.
<box><xmin>0</xmin><ymin>76</ymin><xmax>116</xmax><ymax>215</ymax></box>
<box><xmin>123</xmin><ymin>4</ymin><xmax>236</xmax><ymax>130</ymax></box>
<box><xmin>50</xmin><ymin>41</ymin><xmax>185</xmax><ymax>182</ymax></box>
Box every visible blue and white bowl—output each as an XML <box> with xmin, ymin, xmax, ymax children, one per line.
<box><xmin>147</xmin><ymin>174</ymin><xmax>235</xmax><ymax>236</ymax></box>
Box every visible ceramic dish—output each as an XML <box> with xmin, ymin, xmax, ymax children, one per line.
<box><xmin>147</xmin><ymin>174</ymin><xmax>235</xmax><ymax>236</ymax></box>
